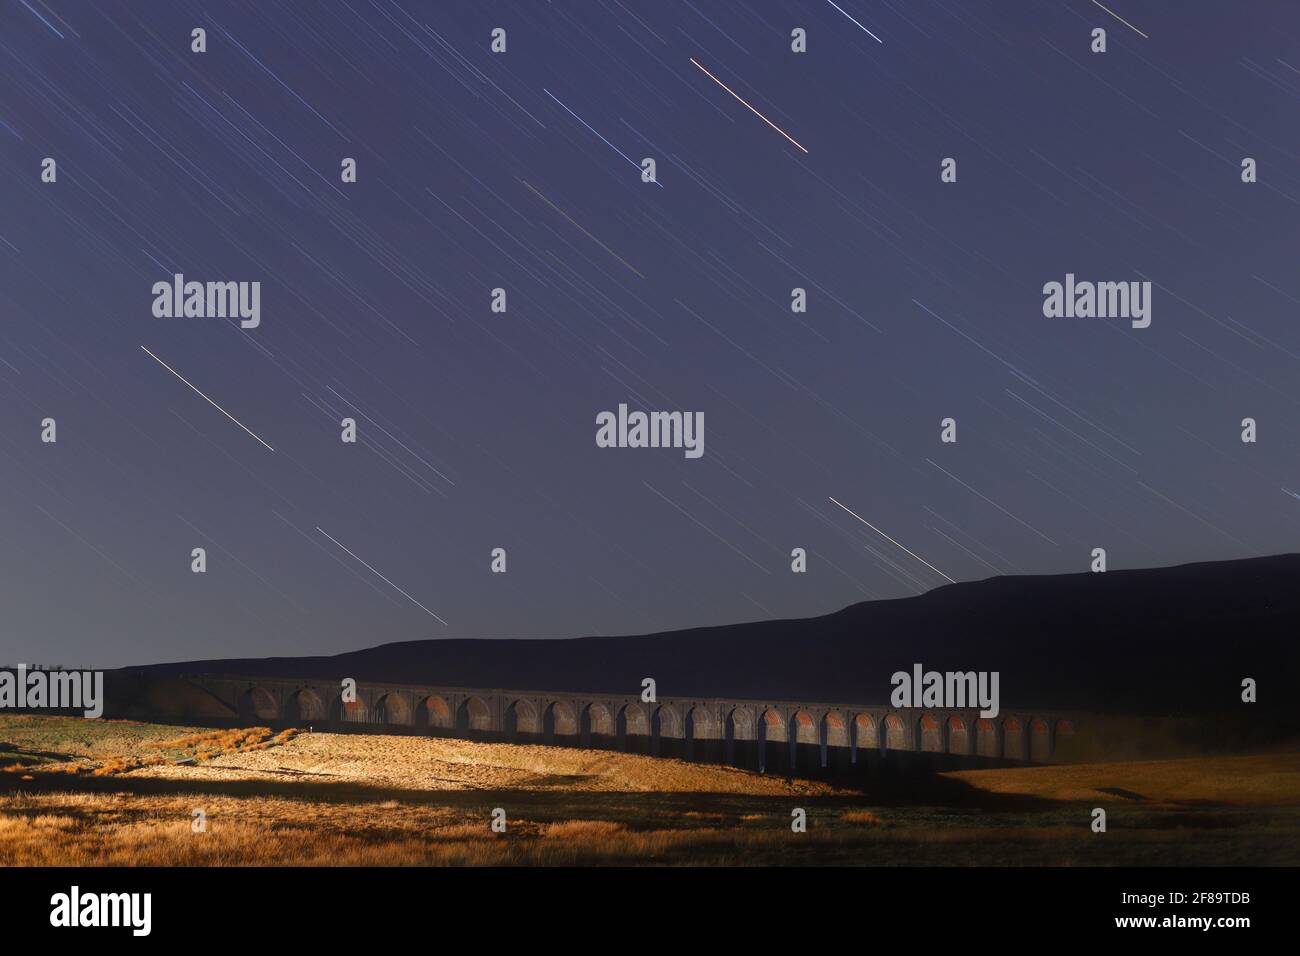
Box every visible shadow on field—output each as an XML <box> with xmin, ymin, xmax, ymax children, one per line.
<box><xmin>0</xmin><ymin>761</ymin><xmax>1061</xmax><ymax>819</ymax></box>
<box><xmin>0</xmin><ymin>743</ymin><xmax>77</xmax><ymax>764</ymax></box>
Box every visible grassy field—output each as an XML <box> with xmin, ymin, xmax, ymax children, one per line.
<box><xmin>2</xmin><ymin>715</ymin><xmax>1297</xmax><ymax>866</ymax></box>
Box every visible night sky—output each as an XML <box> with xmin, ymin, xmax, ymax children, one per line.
<box><xmin>2</xmin><ymin>1</ymin><xmax>1298</xmax><ymax>668</ymax></box>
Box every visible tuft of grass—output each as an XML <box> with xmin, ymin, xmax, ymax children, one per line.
<box><xmin>91</xmin><ymin>756</ymin><xmax>168</xmax><ymax>777</ymax></box>
<box><xmin>842</xmin><ymin>810</ymin><xmax>882</xmax><ymax>825</ymax></box>
<box><xmin>152</xmin><ymin>727</ymin><xmax>299</xmax><ymax>759</ymax></box>
<box><xmin>542</xmin><ymin>820</ymin><xmax>626</xmax><ymax>840</ymax></box>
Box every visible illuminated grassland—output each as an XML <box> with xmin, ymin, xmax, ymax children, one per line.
<box><xmin>1</xmin><ymin>716</ymin><xmax>1297</xmax><ymax>866</ymax></box>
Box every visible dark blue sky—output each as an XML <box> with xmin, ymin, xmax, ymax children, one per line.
<box><xmin>2</xmin><ymin>1</ymin><xmax>1298</xmax><ymax>668</ymax></box>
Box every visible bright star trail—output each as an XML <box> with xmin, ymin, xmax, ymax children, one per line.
<box><xmin>316</xmin><ymin>526</ymin><xmax>447</xmax><ymax>624</ymax></box>
<box><xmin>543</xmin><ymin>88</ymin><xmax>664</xmax><ymax>188</ymax></box>
<box><xmin>140</xmin><ymin>345</ymin><xmax>275</xmax><ymax>452</ymax></box>
<box><xmin>828</xmin><ymin>496</ymin><xmax>955</xmax><ymax>583</ymax></box>
<box><xmin>824</xmin><ymin>1</ymin><xmax>884</xmax><ymax>44</ymax></box>
<box><xmin>689</xmin><ymin>57</ymin><xmax>809</xmax><ymax>154</ymax></box>
<box><xmin>1089</xmin><ymin>0</ymin><xmax>1150</xmax><ymax>39</ymax></box>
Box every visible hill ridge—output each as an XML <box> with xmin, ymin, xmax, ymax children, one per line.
<box><xmin>132</xmin><ymin>554</ymin><xmax>1300</xmax><ymax>715</ymax></box>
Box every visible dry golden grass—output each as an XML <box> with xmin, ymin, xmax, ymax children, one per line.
<box><xmin>0</xmin><ymin>788</ymin><xmax>870</xmax><ymax>867</ymax></box>
<box><xmin>542</xmin><ymin>820</ymin><xmax>625</xmax><ymax>840</ymax></box>
<box><xmin>2</xmin><ymin>716</ymin><xmax>1298</xmax><ymax>866</ymax></box>
<box><xmin>841</xmin><ymin>810</ymin><xmax>882</xmax><ymax>825</ymax></box>
<box><xmin>91</xmin><ymin>756</ymin><xmax>168</xmax><ymax>777</ymax></box>
<box><xmin>0</xmin><ymin>789</ymin><xmax>1268</xmax><ymax>867</ymax></box>
<box><xmin>122</xmin><ymin>729</ymin><xmax>836</xmax><ymax>796</ymax></box>
<box><xmin>153</xmin><ymin>726</ymin><xmax>298</xmax><ymax>756</ymax></box>
<box><xmin>1</xmin><ymin>721</ymin><xmax>299</xmax><ymax>777</ymax></box>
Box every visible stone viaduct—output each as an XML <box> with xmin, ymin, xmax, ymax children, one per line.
<box><xmin>108</xmin><ymin>671</ymin><xmax>1080</xmax><ymax>772</ymax></box>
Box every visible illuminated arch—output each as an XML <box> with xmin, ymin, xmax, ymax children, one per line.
<box><xmin>545</xmin><ymin>700</ymin><xmax>577</xmax><ymax>737</ymax></box>
<box><xmin>375</xmin><ymin>693</ymin><xmax>410</xmax><ymax>726</ymax></box>
<box><xmin>883</xmin><ymin>713</ymin><xmax>908</xmax><ymax>750</ymax></box>
<box><xmin>238</xmin><ymin>686</ymin><xmax>278</xmax><ymax>721</ymax></box>
<box><xmin>947</xmin><ymin>715</ymin><xmax>971</xmax><ymax>755</ymax></box>
<box><xmin>852</xmin><ymin>713</ymin><xmax>878</xmax><ymax>751</ymax></box>
<box><xmin>416</xmin><ymin>696</ymin><xmax>452</xmax><ymax>729</ymax></box>
<box><xmin>504</xmin><ymin>699</ymin><xmax>538</xmax><ymax>735</ymax></box>
<box><xmin>789</xmin><ymin>710</ymin><xmax>818</xmax><ymax>745</ymax></box>
<box><xmin>1003</xmin><ymin>716</ymin><xmax>1027</xmax><ymax>760</ymax></box>
<box><xmin>289</xmin><ymin>689</ymin><xmax>325</xmax><ymax>722</ymax></box>
<box><xmin>457</xmin><ymin>696</ymin><xmax>491</xmax><ymax>733</ymax></box>
<box><xmin>822</xmin><ymin>710</ymin><xmax>848</xmax><ymax>747</ymax></box>
<box><xmin>918</xmin><ymin>713</ymin><xmax>944</xmax><ymax>752</ymax></box>
<box><xmin>583</xmin><ymin>702</ymin><xmax>614</xmax><ymax>737</ymax></box>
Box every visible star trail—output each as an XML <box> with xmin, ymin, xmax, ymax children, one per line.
<box><xmin>1</xmin><ymin>1</ymin><xmax>1298</xmax><ymax>669</ymax></box>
